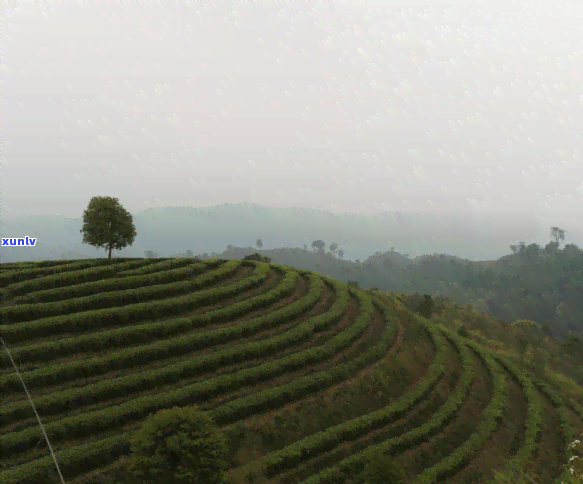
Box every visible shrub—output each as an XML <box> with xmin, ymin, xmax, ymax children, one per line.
<box><xmin>491</xmin><ymin>467</ymin><xmax>539</xmax><ymax>484</ymax></box>
<box><xmin>511</xmin><ymin>319</ymin><xmax>541</xmax><ymax>330</ymax></box>
<box><xmin>457</xmin><ymin>325</ymin><xmax>469</xmax><ymax>338</ymax></box>
<box><xmin>418</xmin><ymin>294</ymin><xmax>434</xmax><ymax>319</ymax></box>
<box><xmin>360</xmin><ymin>451</ymin><xmax>406</xmax><ymax>483</ymax></box>
<box><xmin>243</xmin><ymin>253</ymin><xmax>272</xmax><ymax>263</ymax></box>
<box><xmin>120</xmin><ymin>405</ymin><xmax>228</xmax><ymax>484</ymax></box>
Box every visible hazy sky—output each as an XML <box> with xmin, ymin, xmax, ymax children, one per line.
<box><xmin>3</xmin><ymin>0</ymin><xmax>583</xmax><ymax>249</ymax></box>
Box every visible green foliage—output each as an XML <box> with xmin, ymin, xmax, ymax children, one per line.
<box><xmin>5</xmin><ymin>250</ymin><xmax>583</xmax><ymax>484</ymax></box>
<box><xmin>545</xmin><ymin>241</ymin><xmax>560</xmax><ymax>253</ymax></box>
<box><xmin>563</xmin><ymin>331</ymin><xmax>583</xmax><ymax>356</ymax></box>
<box><xmin>415</xmin><ymin>350</ymin><xmax>508</xmax><ymax>483</ymax></box>
<box><xmin>80</xmin><ymin>196</ymin><xmax>137</xmax><ymax>259</ymax></box>
<box><xmin>566</xmin><ymin>331</ymin><xmax>581</xmax><ymax>345</ymax></box>
<box><xmin>510</xmin><ymin>242</ymin><xmax>543</xmax><ymax>259</ymax></box>
<box><xmin>311</xmin><ymin>240</ymin><xmax>326</xmax><ymax>252</ymax></box>
<box><xmin>551</xmin><ymin>226</ymin><xmax>567</xmax><ymax>246</ymax></box>
<box><xmin>490</xmin><ymin>357</ymin><xmax>543</xmax><ymax>483</ymax></box>
<box><xmin>490</xmin><ymin>466</ymin><xmax>539</xmax><ymax>484</ymax></box>
<box><xmin>360</xmin><ymin>451</ymin><xmax>406</xmax><ymax>483</ymax></box>
<box><xmin>121</xmin><ymin>405</ymin><xmax>228</xmax><ymax>484</ymax></box>
<box><xmin>396</xmin><ymin>292</ymin><xmax>435</xmax><ymax>320</ymax></box>
<box><xmin>562</xmin><ymin>243</ymin><xmax>583</xmax><ymax>258</ymax></box>
<box><xmin>418</xmin><ymin>294</ymin><xmax>434</xmax><ymax>319</ymax></box>
<box><xmin>243</xmin><ymin>253</ymin><xmax>271</xmax><ymax>263</ymax></box>
<box><xmin>524</xmin><ymin>243</ymin><xmax>542</xmax><ymax>259</ymax></box>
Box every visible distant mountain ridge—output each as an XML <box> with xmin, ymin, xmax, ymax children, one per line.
<box><xmin>1</xmin><ymin>202</ymin><xmax>543</xmax><ymax>263</ymax></box>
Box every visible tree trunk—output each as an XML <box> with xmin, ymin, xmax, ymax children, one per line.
<box><xmin>108</xmin><ymin>245</ymin><xmax>112</xmax><ymax>259</ymax></box>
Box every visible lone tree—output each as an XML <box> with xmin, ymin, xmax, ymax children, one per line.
<box><xmin>337</xmin><ymin>249</ymin><xmax>344</xmax><ymax>259</ymax></box>
<box><xmin>329</xmin><ymin>242</ymin><xmax>339</xmax><ymax>255</ymax></box>
<box><xmin>121</xmin><ymin>405</ymin><xmax>228</xmax><ymax>484</ymax></box>
<box><xmin>311</xmin><ymin>240</ymin><xmax>326</xmax><ymax>253</ymax></box>
<box><xmin>256</xmin><ymin>238</ymin><xmax>263</xmax><ymax>250</ymax></box>
<box><xmin>80</xmin><ymin>196</ymin><xmax>137</xmax><ymax>259</ymax></box>
<box><xmin>550</xmin><ymin>226</ymin><xmax>566</xmax><ymax>247</ymax></box>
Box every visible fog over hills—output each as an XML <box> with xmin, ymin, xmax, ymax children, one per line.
<box><xmin>1</xmin><ymin>202</ymin><xmax>571</xmax><ymax>264</ymax></box>
<box><xmin>4</xmin><ymin>202</ymin><xmax>583</xmax><ymax>342</ymax></box>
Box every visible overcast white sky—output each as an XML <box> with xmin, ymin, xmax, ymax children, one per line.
<box><xmin>3</xmin><ymin>0</ymin><xmax>583</xmax><ymax>251</ymax></box>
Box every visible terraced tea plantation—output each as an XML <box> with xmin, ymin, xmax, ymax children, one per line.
<box><xmin>1</xmin><ymin>257</ymin><xmax>582</xmax><ymax>484</ymax></box>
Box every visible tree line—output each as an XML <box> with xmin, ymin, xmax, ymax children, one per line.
<box><xmin>79</xmin><ymin>196</ymin><xmax>573</xmax><ymax>264</ymax></box>
<box><xmin>79</xmin><ymin>197</ymin><xmax>351</xmax><ymax>260</ymax></box>
<box><xmin>509</xmin><ymin>226</ymin><xmax>570</xmax><ymax>258</ymax></box>
<box><xmin>253</xmin><ymin>238</ymin><xmax>345</xmax><ymax>259</ymax></box>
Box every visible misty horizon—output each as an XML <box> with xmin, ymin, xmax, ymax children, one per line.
<box><xmin>2</xmin><ymin>201</ymin><xmax>577</xmax><ymax>264</ymax></box>
<box><xmin>3</xmin><ymin>1</ymin><xmax>583</xmax><ymax>263</ymax></box>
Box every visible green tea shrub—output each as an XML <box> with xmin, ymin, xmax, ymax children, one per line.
<box><xmin>360</xmin><ymin>451</ymin><xmax>406</xmax><ymax>483</ymax></box>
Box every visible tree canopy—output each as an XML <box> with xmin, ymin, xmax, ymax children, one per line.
<box><xmin>121</xmin><ymin>405</ymin><xmax>228</xmax><ymax>484</ymax></box>
<box><xmin>510</xmin><ymin>227</ymin><xmax>567</xmax><ymax>258</ymax></box>
<box><xmin>311</xmin><ymin>240</ymin><xmax>326</xmax><ymax>252</ymax></box>
<box><xmin>80</xmin><ymin>196</ymin><xmax>137</xmax><ymax>259</ymax></box>
<box><xmin>551</xmin><ymin>226</ymin><xmax>566</xmax><ymax>246</ymax></box>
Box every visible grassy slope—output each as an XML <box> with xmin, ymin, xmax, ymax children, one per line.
<box><xmin>0</xmin><ymin>257</ymin><xmax>582</xmax><ymax>484</ymax></box>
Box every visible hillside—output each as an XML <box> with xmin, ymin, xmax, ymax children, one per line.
<box><xmin>176</xmin><ymin>243</ymin><xmax>583</xmax><ymax>341</ymax></box>
<box><xmin>1</xmin><ymin>257</ymin><xmax>583</xmax><ymax>484</ymax></box>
